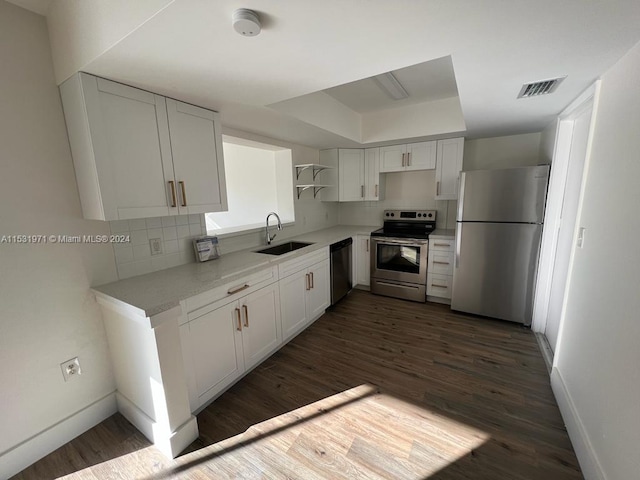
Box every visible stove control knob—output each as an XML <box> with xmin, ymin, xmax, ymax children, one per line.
<box><xmin>385</xmin><ymin>213</ymin><xmax>390</xmax><ymax>217</ymax></box>
<box><xmin>428</xmin><ymin>213</ymin><xmax>433</xmax><ymax>218</ymax></box>
<box><xmin>390</xmin><ymin>213</ymin><xmax>395</xmax><ymax>217</ymax></box>
<box><xmin>418</xmin><ymin>213</ymin><xmax>422</xmax><ymax>217</ymax></box>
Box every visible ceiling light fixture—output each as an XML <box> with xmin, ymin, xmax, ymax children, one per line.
<box><xmin>233</xmin><ymin>9</ymin><xmax>261</xmax><ymax>37</ymax></box>
<box><xmin>373</xmin><ymin>72</ymin><xmax>409</xmax><ymax>100</ymax></box>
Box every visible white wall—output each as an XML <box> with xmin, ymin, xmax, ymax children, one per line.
<box><xmin>463</xmin><ymin>132</ymin><xmax>543</xmax><ymax>170</ymax></box>
<box><xmin>552</xmin><ymin>40</ymin><xmax>640</xmax><ymax>480</ymax></box>
<box><xmin>47</xmin><ymin>0</ymin><xmax>172</xmax><ymax>83</ymax></box>
<box><xmin>0</xmin><ymin>1</ymin><xmax>117</xmax><ymax>473</ymax></box>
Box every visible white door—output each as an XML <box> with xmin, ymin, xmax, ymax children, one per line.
<box><xmin>84</xmin><ymin>75</ymin><xmax>175</xmax><ymax>220</ymax></box>
<box><xmin>166</xmin><ymin>99</ymin><xmax>227</xmax><ymax>214</ymax></box>
<box><xmin>279</xmin><ymin>269</ymin><xmax>310</xmax><ymax>342</ymax></box>
<box><xmin>379</xmin><ymin>144</ymin><xmax>407</xmax><ymax>172</ymax></box>
<box><xmin>356</xmin><ymin>235</ymin><xmax>371</xmax><ymax>286</ymax></box>
<box><xmin>545</xmin><ymin>105</ymin><xmax>593</xmax><ymax>352</ymax></box>
<box><xmin>339</xmin><ymin>149</ymin><xmax>365</xmax><ymax>201</ymax></box>
<box><xmin>364</xmin><ymin>148</ymin><xmax>380</xmax><ymax>200</ymax></box>
<box><xmin>406</xmin><ymin>141</ymin><xmax>436</xmax><ymax>171</ymax></box>
<box><xmin>240</xmin><ymin>283</ymin><xmax>281</xmax><ymax>371</ymax></box>
<box><xmin>436</xmin><ymin>138</ymin><xmax>464</xmax><ymax>200</ymax></box>
<box><xmin>188</xmin><ymin>301</ymin><xmax>244</xmax><ymax>404</ymax></box>
<box><xmin>307</xmin><ymin>260</ymin><xmax>330</xmax><ymax>319</ymax></box>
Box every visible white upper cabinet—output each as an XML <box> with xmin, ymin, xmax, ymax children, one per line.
<box><xmin>364</xmin><ymin>148</ymin><xmax>381</xmax><ymax>201</ymax></box>
<box><xmin>338</xmin><ymin>149</ymin><xmax>366</xmax><ymax>201</ymax></box>
<box><xmin>406</xmin><ymin>141</ymin><xmax>437</xmax><ymax>171</ymax></box>
<box><xmin>379</xmin><ymin>141</ymin><xmax>436</xmax><ymax>172</ymax></box>
<box><xmin>60</xmin><ymin>72</ymin><xmax>227</xmax><ymax>221</ymax></box>
<box><xmin>322</xmin><ymin>148</ymin><xmax>382</xmax><ymax>202</ymax></box>
<box><xmin>435</xmin><ymin>137</ymin><xmax>464</xmax><ymax>200</ymax></box>
<box><xmin>165</xmin><ymin>99</ymin><xmax>227</xmax><ymax>215</ymax></box>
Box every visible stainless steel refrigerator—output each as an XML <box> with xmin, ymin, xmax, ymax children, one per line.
<box><xmin>451</xmin><ymin>165</ymin><xmax>550</xmax><ymax>325</ymax></box>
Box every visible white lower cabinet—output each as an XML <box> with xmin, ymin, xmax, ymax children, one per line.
<box><xmin>183</xmin><ymin>282</ymin><xmax>281</xmax><ymax>411</ymax></box>
<box><xmin>427</xmin><ymin>236</ymin><xmax>455</xmax><ymax>301</ymax></box>
<box><xmin>280</xmin><ymin>257</ymin><xmax>330</xmax><ymax>343</ymax></box>
<box><xmin>355</xmin><ymin>235</ymin><xmax>371</xmax><ymax>287</ymax></box>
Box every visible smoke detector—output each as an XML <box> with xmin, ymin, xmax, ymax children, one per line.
<box><xmin>233</xmin><ymin>9</ymin><xmax>261</xmax><ymax>37</ymax></box>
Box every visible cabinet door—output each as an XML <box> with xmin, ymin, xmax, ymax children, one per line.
<box><xmin>436</xmin><ymin>138</ymin><xmax>464</xmax><ymax>200</ymax></box>
<box><xmin>338</xmin><ymin>149</ymin><xmax>365</xmax><ymax>201</ymax></box>
<box><xmin>81</xmin><ymin>74</ymin><xmax>175</xmax><ymax>220</ymax></box>
<box><xmin>240</xmin><ymin>283</ymin><xmax>281</xmax><ymax>371</ymax></box>
<box><xmin>406</xmin><ymin>141</ymin><xmax>436</xmax><ymax>171</ymax></box>
<box><xmin>279</xmin><ymin>269</ymin><xmax>310</xmax><ymax>342</ymax></box>
<box><xmin>356</xmin><ymin>235</ymin><xmax>371</xmax><ymax>286</ymax></box>
<box><xmin>364</xmin><ymin>148</ymin><xmax>381</xmax><ymax>201</ymax></box>
<box><xmin>188</xmin><ymin>301</ymin><xmax>244</xmax><ymax>406</ymax></box>
<box><xmin>166</xmin><ymin>99</ymin><xmax>228</xmax><ymax>214</ymax></box>
<box><xmin>379</xmin><ymin>144</ymin><xmax>407</xmax><ymax>172</ymax></box>
<box><xmin>307</xmin><ymin>260</ymin><xmax>330</xmax><ymax>319</ymax></box>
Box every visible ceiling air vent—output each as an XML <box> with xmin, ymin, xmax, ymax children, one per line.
<box><xmin>517</xmin><ymin>77</ymin><xmax>565</xmax><ymax>98</ymax></box>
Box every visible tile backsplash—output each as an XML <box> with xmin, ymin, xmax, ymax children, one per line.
<box><xmin>109</xmin><ymin>214</ymin><xmax>206</xmax><ymax>279</ymax></box>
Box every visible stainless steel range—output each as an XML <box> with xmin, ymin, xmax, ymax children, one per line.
<box><xmin>370</xmin><ymin>210</ymin><xmax>436</xmax><ymax>302</ymax></box>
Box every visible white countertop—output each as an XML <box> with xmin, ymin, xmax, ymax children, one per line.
<box><xmin>430</xmin><ymin>229</ymin><xmax>455</xmax><ymax>238</ymax></box>
<box><xmin>93</xmin><ymin>225</ymin><xmax>378</xmax><ymax>318</ymax></box>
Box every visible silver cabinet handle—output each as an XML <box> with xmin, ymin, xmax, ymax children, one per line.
<box><xmin>401</xmin><ymin>153</ymin><xmax>405</xmax><ymax>167</ymax></box>
<box><xmin>366</xmin><ymin>239</ymin><xmax>369</xmax><ymax>252</ymax></box>
<box><xmin>431</xmin><ymin>283</ymin><xmax>448</xmax><ymax>288</ymax></box>
<box><xmin>361</xmin><ymin>185</ymin><xmax>364</xmax><ymax>198</ymax></box>
<box><xmin>433</xmin><ymin>261</ymin><xmax>450</xmax><ymax>265</ymax></box>
<box><xmin>305</xmin><ymin>273</ymin><xmax>310</xmax><ymax>291</ymax></box>
<box><xmin>228</xmin><ymin>284</ymin><xmax>250</xmax><ymax>295</ymax></box>
<box><xmin>235</xmin><ymin>308</ymin><xmax>242</xmax><ymax>331</ymax></box>
<box><xmin>242</xmin><ymin>304</ymin><xmax>249</xmax><ymax>327</ymax></box>
<box><xmin>375</xmin><ymin>184</ymin><xmax>378</xmax><ymax>197</ymax></box>
<box><xmin>179</xmin><ymin>181</ymin><xmax>187</xmax><ymax>206</ymax></box>
<box><xmin>310</xmin><ymin>271</ymin><xmax>314</xmax><ymax>289</ymax></box>
<box><xmin>168</xmin><ymin>181</ymin><xmax>177</xmax><ymax>207</ymax></box>
<box><xmin>436</xmin><ymin>181</ymin><xmax>440</xmax><ymax>195</ymax></box>
<box><xmin>407</xmin><ymin>152</ymin><xmax>411</xmax><ymax>166</ymax></box>
<box><xmin>433</xmin><ymin>243</ymin><xmax>450</xmax><ymax>247</ymax></box>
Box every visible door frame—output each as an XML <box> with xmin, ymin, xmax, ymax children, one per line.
<box><xmin>531</xmin><ymin>82</ymin><xmax>601</xmax><ymax>338</ymax></box>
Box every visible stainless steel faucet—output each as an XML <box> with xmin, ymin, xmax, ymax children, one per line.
<box><xmin>265</xmin><ymin>212</ymin><xmax>282</xmax><ymax>245</ymax></box>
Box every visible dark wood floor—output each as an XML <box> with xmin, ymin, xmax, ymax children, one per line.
<box><xmin>13</xmin><ymin>290</ymin><xmax>582</xmax><ymax>479</ymax></box>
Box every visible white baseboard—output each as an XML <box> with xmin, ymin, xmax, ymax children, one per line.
<box><xmin>550</xmin><ymin>367</ymin><xmax>606</xmax><ymax>480</ymax></box>
<box><xmin>116</xmin><ymin>392</ymin><xmax>198</xmax><ymax>458</ymax></box>
<box><xmin>0</xmin><ymin>392</ymin><xmax>117</xmax><ymax>479</ymax></box>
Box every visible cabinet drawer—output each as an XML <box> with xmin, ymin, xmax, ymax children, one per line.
<box><xmin>279</xmin><ymin>247</ymin><xmax>329</xmax><ymax>279</ymax></box>
<box><xmin>430</xmin><ymin>237</ymin><xmax>454</xmax><ymax>251</ymax></box>
<box><xmin>427</xmin><ymin>273</ymin><xmax>452</xmax><ymax>299</ymax></box>
<box><xmin>428</xmin><ymin>250</ymin><xmax>454</xmax><ymax>275</ymax></box>
<box><xmin>185</xmin><ymin>266</ymin><xmax>278</xmax><ymax>321</ymax></box>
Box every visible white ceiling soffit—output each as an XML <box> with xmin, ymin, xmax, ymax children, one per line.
<box><xmin>6</xmin><ymin>0</ymin><xmax>52</xmax><ymax>16</ymax></box>
<box><xmin>48</xmin><ymin>1</ymin><xmax>640</xmax><ymax>147</ymax></box>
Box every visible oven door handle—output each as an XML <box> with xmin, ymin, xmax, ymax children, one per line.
<box><xmin>372</xmin><ymin>238</ymin><xmax>428</xmax><ymax>247</ymax></box>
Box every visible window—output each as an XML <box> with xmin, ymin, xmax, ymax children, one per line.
<box><xmin>206</xmin><ymin>136</ymin><xmax>294</xmax><ymax>235</ymax></box>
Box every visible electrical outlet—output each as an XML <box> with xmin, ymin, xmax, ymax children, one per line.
<box><xmin>60</xmin><ymin>357</ymin><xmax>81</xmax><ymax>382</ymax></box>
<box><xmin>149</xmin><ymin>237</ymin><xmax>163</xmax><ymax>255</ymax></box>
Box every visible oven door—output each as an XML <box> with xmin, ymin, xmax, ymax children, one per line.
<box><xmin>370</xmin><ymin>237</ymin><xmax>428</xmax><ymax>285</ymax></box>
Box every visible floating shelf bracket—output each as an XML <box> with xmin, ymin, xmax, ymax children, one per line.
<box><xmin>296</xmin><ymin>185</ymin><xmax>330</xmax><ymax>199</ymax></box>
<box><xmin>295</xmin><ymin>164</ymin><xmax>333</xmax><ymax>181</ymax></box>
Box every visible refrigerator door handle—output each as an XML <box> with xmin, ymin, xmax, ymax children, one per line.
<box><xmin>457</xmin><ymin>173</ymin><xmax>466</xmax><ymax>221</ymax></box>
<box><xmin>455</xmin><ymin>223</ymin><xmax>462</xmax><ymax>268</ymax></box>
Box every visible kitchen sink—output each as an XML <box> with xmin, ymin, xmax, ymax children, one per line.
<box><xmin>256</xmin><ymin>241</ymin><xmax>313</xmax><ymax>255</ymax></box>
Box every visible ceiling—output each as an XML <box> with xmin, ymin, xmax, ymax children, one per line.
<box><xmin>324</xmin><ymin>56</ymin><xmax>458</xmax><ymax>113</ymax></box>
<box><xmin>9</xmin><ymin>0</ymin><xmax>640</xmax><ymax>148</ymax></box>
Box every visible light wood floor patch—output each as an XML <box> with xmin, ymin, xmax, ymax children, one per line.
<box><xmin>13</xmin><ymin>291</ymin><xmax>582</xmax><ymax>479</ymax></box>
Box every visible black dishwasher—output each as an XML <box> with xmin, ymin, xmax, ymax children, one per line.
<box><xmin>330</xmin><ymin>238</ymin><xmax>353</xmax><ymax>305</ymax></box>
